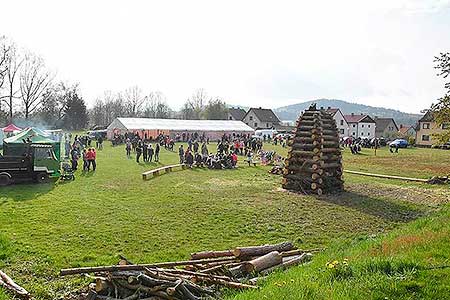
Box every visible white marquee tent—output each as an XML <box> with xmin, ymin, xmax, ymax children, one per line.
<box><xmin>107</xmin><ymin>118</ymin><xmax>255</xmax><ymax>140</ymax></box>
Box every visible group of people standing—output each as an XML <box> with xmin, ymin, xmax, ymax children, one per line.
<box><xmin>126</xmin><ymin>138</ymin><xmax>161</xmax><ymax>163</ymax></box>
<box><xmin>68</xmin><ymin>135</ymin><xmax>99</xmax><ymax>172</ymax></box>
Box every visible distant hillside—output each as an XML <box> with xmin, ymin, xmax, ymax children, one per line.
<box><xmin>275</xmin><ymin>99</ymin><xmax>421</xmax><ymax>126</ymax></box>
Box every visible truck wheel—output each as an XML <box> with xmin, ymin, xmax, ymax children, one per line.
<box><xmin>0</xmin><ymin>174</ymin><xmax>11</xmax><ymax>186</ymax></box>
<box><xmin>36</xmin><ymin>173</ymin><xmax>49</xmax><ymax>184</ymax></box>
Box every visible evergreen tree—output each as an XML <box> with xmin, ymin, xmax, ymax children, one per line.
<box><xmin>63</xmin><ymin>93</ymin><xmax>88</xmax><ymax>130</ymax></box>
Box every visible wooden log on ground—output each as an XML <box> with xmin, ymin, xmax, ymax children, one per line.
<box><xmin>60</xmin><ymin>257</ymin><xmax>237</xmax><ymax>276</ymax></box>
<box><xmin>0</xmin><ymin>270</ymin><xmax>30</xmax><ymax>299</ymax></box>
<box><xmin>343</xmin><ymin>170</ymin><xmax>428</xmax><ymax>183</ymax></box>
<box><xmin>243</xmin><ymin>251</ymin><xmax>282</xmax><ymax>273</ymax></box>
<box><xmin>190</xmin><ymin>250</ymin><xmax>234</xmax><ymax>260</ymax></box>
<box><xmin>233</xmin><ymin>241</ymin><xmax>295</xmax><ymax>258</ymax></box>
<box><xmin>260</xmin><ymin>253</ymin><xmax>313</xmax><ymax>275</ymax></box>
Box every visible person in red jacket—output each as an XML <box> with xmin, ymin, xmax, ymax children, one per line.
<box><xmin>87</xmin><ymin>148</ymin><xmax>97</xmax><ymax>171</ymax></box>
<box><xmin>91</xmin><ymin>148</ymin><xmax>97</xmax><ymax>171</ymax></box>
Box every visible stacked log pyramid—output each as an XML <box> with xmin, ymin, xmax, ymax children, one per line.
<box><xmin>282</xmin><ymin>104</ymin><xmax>344</xmax><ymax>195</ymax></box>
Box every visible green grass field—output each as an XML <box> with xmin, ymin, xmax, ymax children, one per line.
<box><xmin>0</xmin><ymin>143</ymin><xmax>449</xmax><ymax>299</ymax></box>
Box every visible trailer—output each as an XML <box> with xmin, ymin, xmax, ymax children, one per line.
<box><xmin>0</xmin><ymin>144</ymin><xmax>60</xmax><ymax>186</ymax></box>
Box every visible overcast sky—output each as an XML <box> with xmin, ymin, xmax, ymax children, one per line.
<box><xmin>1</xmin><ymin>0</ymin><xmax>450</xmax><ymax>113</ymax></box>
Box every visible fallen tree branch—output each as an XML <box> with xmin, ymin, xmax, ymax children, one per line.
<box><xmin>0</xmin><ymin>270</ymin><xmax>30</xmax><ymax>299</ymax></box>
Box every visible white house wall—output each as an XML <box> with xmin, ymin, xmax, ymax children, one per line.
<box><xmin>348</xmin><ymin>122</ymin><xmax>375</xmax><ymax>138</ymax></box>
<box><xmin>333</xmin><ymin>111</ymin><xmax>349</xmax><ymax>138</ymax></box>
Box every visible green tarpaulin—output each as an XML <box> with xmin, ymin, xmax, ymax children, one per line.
<box><xmin>3</xmin><ymin>128</ymin><xmax>61</xmax><ymax>160</ymax></box>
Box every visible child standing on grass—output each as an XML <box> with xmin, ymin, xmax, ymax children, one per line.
<box><xmin>126</xmin><ymin>140</ymin><xmax>132</xmax><ymax>158</ymax></box>
<box><xmin>148</xmin><ymin>144</ymin><xmax>154</xmax><ymax>162</ymax></box>
<box><xmin>246</xmin><ymin>151</ymin><xmax>253</xmax><ymax>166</ymax></box>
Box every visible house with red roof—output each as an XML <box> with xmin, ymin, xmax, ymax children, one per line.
<box><xmin>344</xmin><ymin>113</ymin><xmax>376</xmax><ymax>139</ymax></box>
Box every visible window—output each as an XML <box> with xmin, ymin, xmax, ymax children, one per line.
<box><xmin>368</xmin><ymin>125</ymin><xmax>371</xmax><ymax>128</ymax></box>
<box><xmin>422</xmin><ymin>135</ymin><xmax>430</xmax><ymax>141</ymax></box>
<box><xmin>362</xmin><ymin>124</ymin><xmax>364</xmax><ymax>128</ymax></box>
<box><xmin>266</xmin><ymin>123</ymin><xmax>269</xmax><ymax>127</ymax></box>
<box><xmin>368</xmin><ymin>132</ymin><xmax>370</xmax><ymax>136</ymax></box>
<box><xmin>229</xmin><ymin>116</ymin><xmax>233</xmax><ymax>120</ymax></box>
<box><xmin>340</xmin><ymin>129</ymin><xmax>344</xmax><ymax>134</ymax></box>
<box><xmin>249</xmin><ymin>116</ymin><xmax>253</xmax><ymax>121</ymax></box>
<box><xmin>423</xmin><ymin>123</ymin><xmax>430</xmax><ymax>129</ymax></box>
<box><xmin>352</xmin><ymin>132</ymin><xmax>355</xmax><ymax>136</ymax></box>
<box><xmin>352</xmin><ymin>124</ymin><xmax>356</xmax><ymax>128</ymax></box>
<box><xmin>340</xmin><ymin>120</ymin><xmax>344</xmax><ymax>125</ymax></box>
<box><xmin>254</xmin><ymin>122</ymin><xmax>258</xmax><ymax>127</ymax></box>
<box><xmin>442</xmin><ymin>123</ymin><xmax>450</xmax><ymax>129</ymax></box>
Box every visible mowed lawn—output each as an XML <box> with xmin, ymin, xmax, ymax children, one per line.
<box><xmin>0</xmin><ymin>142</ymin><xmax>449</xmax><ymax>299</ymax></box>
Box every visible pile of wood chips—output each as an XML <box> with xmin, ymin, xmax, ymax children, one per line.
<box><xmin>62</xmin><ymin>242</ymin><xmax>316</xmax><ymax>300</ymax></box>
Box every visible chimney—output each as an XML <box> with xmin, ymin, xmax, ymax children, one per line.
<box><xmin>258</xmin><ymin>107</ymin><xmax>262</xmax><ymax>109</ymax></box>
<box><xmin>320</xmin><ymin>106</ymin><xmax>324</xmax><ymax>110</ymax></box>
<box><xmin>361</xmin><ymin>113</ymin><xmax>363</xmax><ymax>115</ymax></box>
<box><xmin>400</xmin><ymin>124</ymin><xmax>403</xmax><ymax>128</ymax></box>
<box><xmin>327</xmin><ymin>106</ymin><xmax>331</xmax><ymax>109</ymax></box>
<box><xmin>351</xmin><ymin>113</ymin><xmax>354</xmax><ymax>116</ymax></box>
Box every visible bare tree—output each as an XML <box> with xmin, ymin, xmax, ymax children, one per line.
<box><xmin>19</xmin><ymin>53</ymin><xmax>52</xmax><ymax>119</ymax></box>
<box><xmin>181</xmin><ymin>88</ymin><xmax>209</xmax><ymax>119</ymax></box>
<box><xmin>39</xmin><ymin>82</ymin><xmax>77</xmax><ymax>126</ymax></box>
<box><xmin>0</xmin><ymin>36</ymin><xmax>8</xmax><ymax>90</ymax></box>
<box><xmin>123</xmin><ymin>85</ymin><xmax>145</xmax><ymax>117</ymax></box>
<box><xmin>0</xmin><ymin>40</ymin><xmax>23</xmax><ymax>121</ymax></box>
<box><xmin>143</xmin><ymin>91</ymin><xmax>171</xmax><ymax>118</ymax></box>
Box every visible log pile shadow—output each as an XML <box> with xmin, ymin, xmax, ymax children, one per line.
<box><xmin>317</xmin><ymin>190</ymin><xmax>426</xmax><ymax>223</ymax></box>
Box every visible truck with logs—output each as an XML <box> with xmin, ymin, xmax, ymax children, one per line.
<box><xmin>0</xmin><ymin>143</ymin><xmax>60</xmax><ymax>186</ymax></box>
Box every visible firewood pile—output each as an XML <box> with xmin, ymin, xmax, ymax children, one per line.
<box><xmin>61</xmin><ymin>242</ymin><xmax>316</xmax><ymax>300</ymax></box>
<box><xmin>282</xmin><ymin>104</ymin><xmax>344</xmax><ymax>195</ymax></box>
<box><xmin>427</xmin><ymin>176</ymin><xmax>450</xmax><ymax>185</ymax></box>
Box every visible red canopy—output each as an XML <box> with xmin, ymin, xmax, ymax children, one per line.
<box><xmin>2</xmin><ymin>124</ymin><xmax>22</xmax><ymax>133</ymax></box>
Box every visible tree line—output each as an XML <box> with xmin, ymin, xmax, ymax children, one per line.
<box><xmin>0</xmin><ymin>36</ymin><xmax>230</xmax><ymax>130</ymax></box>
<box><xmin>90</xmin><ymin>88</ymin><xmax>229</xmax><ymax>128</ymax></box>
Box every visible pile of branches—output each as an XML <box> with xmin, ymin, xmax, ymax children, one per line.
<box><xmin>62</xmin><ymin>242</ymin><xmax>317</xmax><ymax>300</ymax></box>
<box><xmin>427</xmin><ymin>176</ymin><xmax>450</xmax><ymax>185</ymax></box>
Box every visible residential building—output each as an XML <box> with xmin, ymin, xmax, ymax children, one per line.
<box><xmin>325</xmin><ymin>107</ymin><xmax>349</xmax><ymax>138</ymax></box>
<box><xmin>227</xmin><ymin>107</ymin><xmax>246</xmax><ymax>121</ymax></box>
<box><xmin>344</xmin><ymin>113</ymin><xmax>376</xmax><ymax>138</ymax></box>
<box><xmin>398</xmin><ymin>124</ymin><xmax>416</xmax><ymax>139</ymax></box>
<box><xmin>242</xmin><ymin>107</ymin><xmax>281</xmax><ymax>129</ymax></box>
<box><xmin>374</xmin><ymin>117</ymin><xmax>399</xmax><ymax>138</ymax></box>
<box><xmin>415</xmin><ymin>110</ymin><xmax>449</xmax><ymax>147</ymax></box>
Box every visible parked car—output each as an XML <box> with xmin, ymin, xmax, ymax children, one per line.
<box><xmin>432</xmin><ymin>142</ymin><xmax>450</xmax><ymax>150</ymax></box>
<box><xmin>389</xmin><ymin>139</ymin><xmax>409</xmax><ymax>148</ymax></box>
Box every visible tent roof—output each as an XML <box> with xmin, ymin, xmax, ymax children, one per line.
<box><xmin>110</xmin><ymin>118</ymin><xmax>255</xmax><ymax>132</ymax></box>
<box><xmin>2</xmin><ymin>124</ymin><xmax>22</xmax><ymax>132</ymax></box>
<box><xmin>3</xmin><ymin>127</ymin><xmax>57</xmax><ymax>144</ymax></box>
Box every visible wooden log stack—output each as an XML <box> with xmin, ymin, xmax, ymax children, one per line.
<box><xmin>282</xmin><ymin>104</ymin><xmax>344</xmax><ymax>195</ymax></box>
<box><xmin>61</xmin><ymin>242</ymin><xmax>318</xmax><ymax>300</ymax></box>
